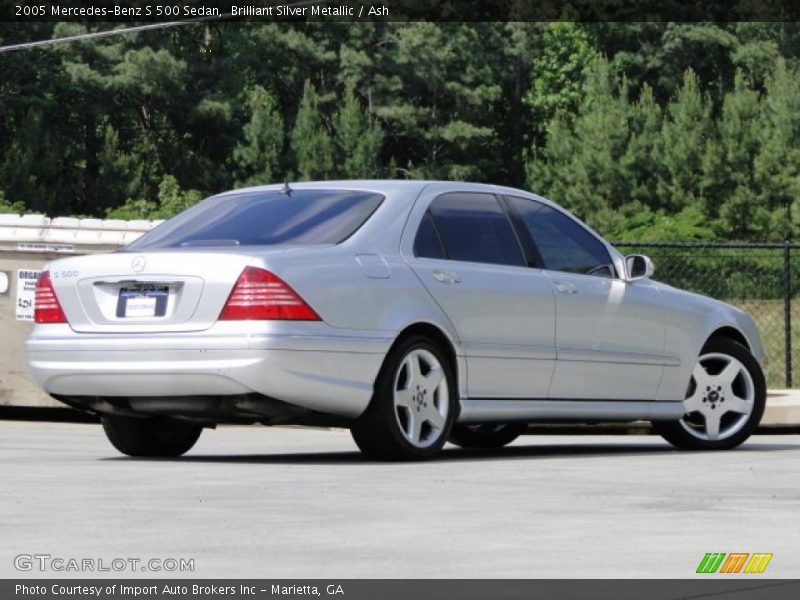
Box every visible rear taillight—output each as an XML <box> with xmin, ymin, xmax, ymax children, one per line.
<box><xmin>34</xmin><ymin>271</ymin><xmax>67</xmax><ymax>324</ymax></box>
<box><xmin>219</xmin><ymin>266</ymin><xmax>321</xmax><ymax>321</ymax></box>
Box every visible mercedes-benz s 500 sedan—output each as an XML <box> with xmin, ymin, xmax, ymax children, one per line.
<box><xmin>26</xmin><ymin>181</ymin><xmax>767</xmax><ymax>460</ymax></box>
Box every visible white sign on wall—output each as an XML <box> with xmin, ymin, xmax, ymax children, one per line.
<box><xmin>17</xmin><ymin>242</ymin><xmax>75</xmax><ymax>254</ymax></box>
<box><xmin>15</xmin><ymin>269</ymin><xmax>42</xmax><ymax>321</ymax></box>
<box><xmin>0</xmin><ymin>271</ymin><xmax>8</xmax><ymax>294</ymax></box>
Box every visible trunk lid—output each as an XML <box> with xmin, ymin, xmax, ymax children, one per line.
<box><xmin>48</xmin><ymin>250</ymin><xmax>259</xmax><ymax>333</ymax></box>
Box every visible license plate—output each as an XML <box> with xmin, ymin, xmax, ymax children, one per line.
<box><xmin>116</xmin><ymin>286</ymin><xmax>168</xmax><ymax>318</ymax></box>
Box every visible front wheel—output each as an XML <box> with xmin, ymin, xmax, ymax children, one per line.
<box><xmin>449</xmin><ymin>423</ymin><xmax>525</xmax><ymax>449</ymax></box>
<box><xmin>102</xmin><ymin>415</ymin><xmax>203</xmax><ymax>457</ymax></box>
<box><xmin>351</xmin><ymin>335</ymin><xmax>457</xmax><ymax>460</ymax></box>
<box><xmin>653</xmin><ymin>338</ymin><xmax>766</xmax><ymax>450</ymax></box>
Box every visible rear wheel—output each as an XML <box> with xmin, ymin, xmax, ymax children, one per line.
<box><xmin>653</xmin><ymin>338</ymin><xmax>765</xmax><ymax>450</ymax></box>
<box><xmin>102</xmin><ymin>415</ymin><xmax>202</xmax><ymax>457</ymax></box>
<box><xmin>449</xmin><ymin>423</ymin><xmax>524</xmax><ymax>449</ymax></box>
<box><xmin>351</xmin><ymin>335</ymin><xmax>456</xmax><ymax>460</ymax></box>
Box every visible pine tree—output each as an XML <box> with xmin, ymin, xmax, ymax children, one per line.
<box><xmin>622</xmin><ymin>83</ymin><xmax>663</xmax><ymax>209</ymax></box>
<box><xmin>334</xmin><ymin>80</ymin><xmax>383</xmax><ymax>179</ymax></box>
<box><xmin>291</xmin><ymin>80</ymin><xmax>335</xmax><ymax>181</ymax></box>
<box><xmin>754</xmin><ymin>59</ymin><xmax>800</xmax><ymax>240</ymax></box>
<box><xmin>704</xmin><ymin>71</ymin><xmax>767</xmax><ymax>239</ymax></box>
<box><xmin>656</xmin><ymin>69</ymin><xmax>712</xmax><ymax>212</ymax></box>
<box><xmin>370</xmin><ymin>23</ymin><xmax>505</xmax><ymax>181</ymax></box>
<box><xmin>97</xmin><ymin>125</ymin><xmax>144</xmax><ymax>213</ymax></box>
<box><xmin>233</xmin><ymin>85</ymin><xmax>285</xmax><ymax>187</ymax></box>
<box><xmin>528</xmin><ymin>57</ymin><xmax>632</xmax><ymax>232</ymax></box>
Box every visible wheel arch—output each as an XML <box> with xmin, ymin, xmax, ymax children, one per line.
<box><xmin>378</xmin><ymin>321</ymin><xmax>464</xmax><ymax>403</ymax></box>
<box><xmin>392</xmin><ymin>321</ymin><xmax>459</xmax><ymax>373</ymax></box>
<box><xmin>705</xmin><ymin>326</ymin><xmax>751</xmax><ymax>351</ymax></box>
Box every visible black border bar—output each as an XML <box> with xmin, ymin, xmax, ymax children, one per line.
<box><xmin>4</xmin><ymin>0</ymin><xmax>800</xmax><ymax>23</ymax></box>
<box><xmin>4</xmin><ymin>580</ymin><xmax>800</xmax><ymax>600</ymax></box>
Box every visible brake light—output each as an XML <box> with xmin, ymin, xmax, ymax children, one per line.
<box><xmin>219</xmin><ymin>267</ymin><xmax>320</xmax><ymax>321</ymax></box>
<box><xmin>34</xmin><ymin>271</ymin><xmax>67</xmax><ymax>324</ymax></box>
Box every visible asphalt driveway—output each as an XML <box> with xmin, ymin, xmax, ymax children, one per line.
<box><xmin>1</xmin><ymin>421</ymin><xmax>798</xmax><ymax>578</ymax></box>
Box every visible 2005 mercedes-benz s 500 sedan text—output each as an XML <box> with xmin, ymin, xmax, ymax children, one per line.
<box><xmin>26</xmin><ymin>181</ymin><xmax>767</xmax><ymax>460</ymax></box>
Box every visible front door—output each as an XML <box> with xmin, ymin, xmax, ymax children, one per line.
<box><xmin>504</xmin><ymin>195</ymin><xmax>667</xmax><ymax>401</ymax></box>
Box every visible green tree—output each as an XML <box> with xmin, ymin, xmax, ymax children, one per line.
<box><xmin>154</xmin><ymin>174</ymin><xmax>203</xmax><ymax>218</ymax></box>
<box><xmin>702</xmin><ymin>71</ymin><xmax>768</xmax><ymax>239</ymax></box>
<box><xmin>334</xmin><ymin>79</ymin><xmax>383</xmax><ymax>179</ymax></box>
<box><xmin>105</xmin><ymin>199</ymin><xmax>157</xmax><ymax>221</ymax></box>
<box><xmin>233</xmin><ymin>85</ymin><xmax>285</xmax><ymax>187</ymax></box>
<box><xmin>607</xmin><ymin>205</ymin><xmax>718</xmax><ymax>242</ymax></box>
<box><xmin>753</xmin><ymin>59</ymin><xmax>800</xmax><ymax>240</ymax></box>
<box><xmin>622</xmin><ymin>83</ymin><xmax>663</xmax><ymax>208</ymax></box>
<box><xmin>0</xmin><ymin>190</ymin><xmax>24</xmax><ymax>215</ymax></box>
<box><xmin>96</xmin><ymin>125</ymin><xmax>144</xmax><ymax>213</ymax></box>
<box><xmin>528</xmin><ymin>57</ymin><xmax>632</xmax><ymax>232</ymax></box>
<box><xmin>370</xmin><ymin>23</ymin><xmax>504</xmax><ymax>180</ymax></box>
<box><xmin>594</xmin><ymin>23</ymin><xmax>738</xmax><ymax>105</ymax></box>
<box><xmin>291</xmin><ymin>80</ymin><xmax>335</xmax><ymax>181</ymax></box>
<box><xmin>656</xmin><ymin>69</ymin><xmax>712</xmax><ymax>212</ymax></box>
<box><xmin>525</xmin><ymin>23</ymin><xmax>596</xmax><ymax>140</ymax></box>
<box><xmin>0</xmin><ymin>108</ymin><xmax>71</xmax><ymax>215</ymax></box>
<box><xmin>106</xmin><ymin>175</ymin><xmax>201</xmax><ymax>220</ymax></box>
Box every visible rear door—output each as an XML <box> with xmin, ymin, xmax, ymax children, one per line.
<box><xmin>405</xmin><ymin>189</ymin><xmax>556</xmax><ymax>399</ymax></box>
<box><xmin>504</xmin><ymin>195</ymin><xmax>667</xmax><ymax>401</ymax></box>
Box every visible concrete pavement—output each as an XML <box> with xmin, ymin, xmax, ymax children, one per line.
<box><xmin>1</xmin><ymin>421</ymin><xmax>798</xmax><ymax>578</ymax></box>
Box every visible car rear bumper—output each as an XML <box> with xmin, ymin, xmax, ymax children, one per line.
<box><xmin>25</xmin><ymin>325</ymin><xmax>392</xmax><ymax>419</ymax></box>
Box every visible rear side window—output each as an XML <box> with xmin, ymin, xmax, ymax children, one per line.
<box><xmin>418</xmin><ymin>192</ymin><xmax>525</xmax><ymax>267</ymax></box>
<box><xmin>413</xmin><ymin>212</ymin><xmax>446</xmax><ymax>259</ymax></box>
<box><xmin>506</xmin><ymin>195</ymin><xmax>613</xmax><ymax>276</ymax></box>
<box><xmin>125</xmin><ymin>190</ymin><xmax>384</xmax><ymax>250</ymax></box>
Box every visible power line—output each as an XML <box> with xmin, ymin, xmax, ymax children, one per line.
<box><xmin>0</xmin><ymin>20</ymin><xmax>211</xmax><ymax>54</ymax></box>
<box><xmin>0</xmin><ymin>1</ymin><xmax>327</xmax><ymax>54</ymax></box>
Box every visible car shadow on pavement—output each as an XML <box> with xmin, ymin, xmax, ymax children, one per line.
<box><xmin>101</xmin><ymin>439</ymin><xmax>800</xmax><ymax>465</ymax></box>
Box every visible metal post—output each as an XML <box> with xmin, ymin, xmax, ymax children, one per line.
<box><xmin>784</xmin><ymin>241</ymin><xmax>792</xmax><ymax>388</ymax></box>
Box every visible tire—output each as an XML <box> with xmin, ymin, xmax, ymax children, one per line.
<box><xmin>449</xmin><ymin>423</ymin><xmax>524</xmax><ymax>449</ymax></box>
<box><xmin>653</xmin><ymin>337</ymin><xmax>766</xmax><ymax>450</ymax></box>
<box><xmin>102</xmin><ymin>415</ymin><xmax>203</xmax><ymax>457</ymax></box>
<box><xmin>351</xmin><ymin>335</ymin><xmax>457</xmax><ymax>460</ymax></box>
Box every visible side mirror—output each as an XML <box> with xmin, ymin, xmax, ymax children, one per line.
<box><xmin>625</xmin><ymin>254</ymin><xmax>654</xmax><ymax>281</ymax></box>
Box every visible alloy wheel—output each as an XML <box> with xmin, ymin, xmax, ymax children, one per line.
<box><xmin>392</xmin><ymin>348</ymin><xmax>449</xmax><ymax>448</ymax></box>
<box><xmin>680</xmin><ymin>352</ymin><xmax>755</xmax><ymax>442</ymax></box>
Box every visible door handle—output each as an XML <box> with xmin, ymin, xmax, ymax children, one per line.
<box><xmin>432</xmin><ymin>270</ymin><xmax>461</xmax><ymax>285</ymax></box>
<box><xmin>552</xmin><ymin>280</ymin><xmax>578</xmax><ymax>295</ymax></box>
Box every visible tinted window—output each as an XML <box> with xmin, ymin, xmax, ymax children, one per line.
<box><xmin>126</xmin><ymin>190</ymin><xmax>384</xmax><ymax>250</ymax></box>
<box><xmin>427</xmin><ymin>193</ymin><xmax>525</xmax><ymax>267</ymax></box>
<box><xmin>414</xmin><ymin>212</ymin><xmax>446</xmax><ymax>259</ymax></box>
<box><xmin>506</xmin><ymin>196</ymin><xmax>613</xmax><ymax>276</ymax></box>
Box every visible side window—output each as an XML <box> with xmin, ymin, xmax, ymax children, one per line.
<box><xmin>413</xmin><ymin>212</ymin><xmax>446</xmax><ymax>259</ymax></box>
<box><xmin>506</xmin><ymin>196</ymin><xmax>614</xmax><ymax>277</ymax></box>
<box><xmin>424</xmin><ymin>192</ymin><xmax>525</xmax><ymax>267</ymax></box>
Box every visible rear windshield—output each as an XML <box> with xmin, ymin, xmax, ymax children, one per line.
<box><xmin>125</xmin><ymin>189</ymin><xmax>384</xmax><ymax>250</ymax></box>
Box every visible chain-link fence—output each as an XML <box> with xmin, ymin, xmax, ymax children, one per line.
<box><xmin>613</xmin><ymin>242</ymin><xmax>799</xmax><ymax>389</ymax></box>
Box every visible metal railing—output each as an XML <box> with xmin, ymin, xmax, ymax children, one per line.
<box><xmin>613</xmin><ymin>241</ymin><xmax>799</xmax><ymax>389</ymax></box>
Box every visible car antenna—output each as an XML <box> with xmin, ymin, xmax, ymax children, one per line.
<box><xmin>280</xmin><ymin>181</ymin><xmax>293</xmax><ymax>197</ymax></box>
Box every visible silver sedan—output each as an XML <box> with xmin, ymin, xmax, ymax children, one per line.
<box><xmin>26</xmin><ymin>181</ymin><xmax>767</xmax><ymax>460</ymax></box>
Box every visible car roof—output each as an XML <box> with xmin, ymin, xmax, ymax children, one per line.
<box><xmin>214</xmin><ymin>180</ymin><xmax>538</xmax><ymax>200</ymax></box>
